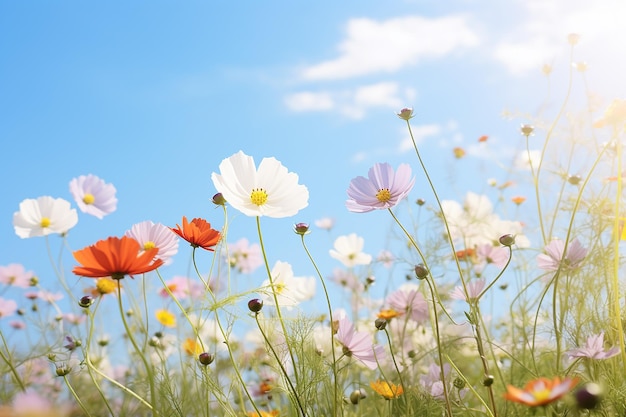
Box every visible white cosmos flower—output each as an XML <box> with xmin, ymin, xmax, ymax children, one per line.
<box><xmin>211</xmin><ymin>151</ymin><xmax>309</xmax><ymax>218</ymax></box>
<box><xmin>13</xmin><ymin>196</ymin><xmax>78</xmax><ymax>238</ymax></box>
<box><xmin>262</xmin><ymin>261</ymin><xmax>315</xmax><ymax>310</ymax></box>
<box><xmin>329</xmin><ymin>233</ymin><xmax>372</xmax><ymax>267</ymax></box>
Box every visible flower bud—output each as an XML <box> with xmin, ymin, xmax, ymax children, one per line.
<box><xmin>212</xmin><ymin>193</ymin><xmax>226</xmax><ymax>206</ymax></box>
<box><xmin>568</xmin><ymin>175</ymin><xmax>582</xmax><ymax>185</ymax></box>
<box><xmin>416</xmin><ymin>198</ymin><xmax>426</xmax><ymax>206</ymax></box>
<box><xmin>520</xmin><ymin>124</ymin><xmax>534</xmax><ymax>137</ymax></box>
<box><xmin>453</xmin><ymin>377</ymin><xmax>466</xmax><ymax>389</ymax></box>
<box><xmin>482</xmin><ymin>375</ymin><xmax>495</xmax><ymax>386</ymax></box>
<box><xmin>293</xmin><ymin>222</ymin><xmax>310</xmax><ymax>235</ymax></box>
<box><xmin>78</xmin><ymin>295</ymin><xmax>94</xmax><ymax>308</ymax></box>
<box><xmin>374</xmin><ymin>318</ymin><xmax>387</xmax><ymax>331</ymax></box>
<box><xmin>499</xmin><ymin>234</ymin><xmax>515</xmax><ymax>247</ymax></box>
<box><xmin>414</xmin><ymin>264</ymin><xmax>429</xmax><ymax>280</ymax></box>
<box><xmin>55</xmin><ymin>364</ymin><xmax>71</xmax><ymax>377</ymax></box>
<box><xmin>349</xmin><ymin>389</ymin><xmax>366</xmax><ymax>404</ymax></box>
<box><xmin>396</xmin><ymin>107</ymin><xmax>414</xmax><ymax>121</ymax></box>
<box><xmin>365</xmin><ymin>276</ymin><xmax>375</xmax><ymax>286</ymax></box>
<box><xmin>198</xmin><ymin>352</ymin><xmax>215</xmax><ymax>366</ymax></box>
<box><xmin>248</xmin><ymin>298</ymin><xmax>264</xmax><ymax>313</ymax></box>
<box><xmin>29</xmin><ymin>276</ymin><xmax>39</xmax><ymax>286</ymax></box>
<box><xmin>575</xmin><ymin>383</ymin><xmax>602</xmax><ymax>410</ymax></box>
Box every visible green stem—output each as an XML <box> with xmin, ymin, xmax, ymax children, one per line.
<box><xmin>116</xmin><ymin>281</ymin><xmax>158</xmax><ymax>415</ymax></box>
<box><xmin>63</xmin><ymin>375</ymin><xmax>93</xmax><ymax>417</ymax></box>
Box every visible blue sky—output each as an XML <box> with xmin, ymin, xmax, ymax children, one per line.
<box><xmin>2</xmin><ymin>0</ymin><xmax>626</xmax><ymax>329</ymax></box>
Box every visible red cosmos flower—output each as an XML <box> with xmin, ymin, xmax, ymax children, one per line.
<box><xmin>171</xmin><ymin>216</ymin><xmax>221</xmax><ymax>251</ymax></box>
<box><xmin>73</xmin><ymin>236</ymin><xmax>163</xmax><ymax>280</ymax></box>
<box><xmin>504</xmin><ymin>376</ymin><xmax>579</xmax><ymax>407</ymax></box>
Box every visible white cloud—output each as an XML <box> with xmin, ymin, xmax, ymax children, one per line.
<box><xmin>285</xmin><ymin>82</ymin><xmax>412</xmax><ymax>119</ymax></box>
<box><xmin>284</xmin><ymin>91</ymin><xmax>335</xmax><ymax>112</ymax></box>
<box><xmin>301</xmin><ymin>15</ymin><xmax>480</xmax><ymax>81</ymax></box>
<box><xmin>399</xmin><ymin>124</ymin><xmax>442</xmax><ymax>152</ymax></box>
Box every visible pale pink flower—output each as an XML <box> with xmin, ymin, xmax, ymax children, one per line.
<box><xmin>473</xmin><ymin>244</ymin><xmax>509</xmax><ymax>274</ymax></box>
<box><xmin>329</xmin><ymin>268</ymin><xmax>363</xmax><ymax>292</ymax></box>
<box><xmin>69</xmin><ymin>174</ymin><xmax>117</xmax><ymax>219</ymax></box>
<box><xmin>376</xmin><ymin>250</ymin><xmax>395</xmax><ymax>268</ymax></box>
<box><xmin>314</xmin><ymin>217</ymin><xmax>335</xmax><ymax>231</ymax></box>
<box><xmin>13</xmin><ymin>196</ymin><xmax>78</xmax><ymax>238</ymax></box>
<box><xmin>335</xmin><ymin>316</ymin><xmax>385</xmax><ymax>370</ymax></box>
<box><xmin>227</xmin><ymin>238</ymin><xmax>263</xmax><ymax>274</ymax></box>
<box><xmin>566</xmin><ymin>333</ymin><xmax>620</xmax><ymax>360</ymax></box>
<box><xmin>34</xmin><ymin>290</ymin><xmax>63</xmax><ymax>303</ymax></box>
<box><xmin>450</xmin><ymin>279</ymin><xmax>486</xmax><ymax>302</ymax></box>
<box><xmin>0</xmin><ymin>263</ymin><xmax>33</xmax><ymax>288</ymax></box>
<box><xmin>537</xmin><ymin>238</ymin><xmax>587</xmax><ymax>272</ymax></box>
<box><xmin>0</xmin><ymin>297</ymin><xmax>18</xmax><ymax>318</ymax></box>
<box><xmin>125</xmin><ymin>220</ymin><xmax>179</xmax><ymax>265</ymax></box>
<box><xmin>329</xmin><ymin>234</ymin><xmax>372</xmax><ymax>267</ymax></box>
<box><xmin>63</xmin><ymin>313</ymin><xmax>86</xmax><ymax>325</ymax></box>
<box><xmin>346</xmin><ymin>163</ymin><xmax>415</xmax><ymax>213</ymax></box>
<box><xmin>158</xmin><ymin>275</ymin><xmax>204</xmax><ymax>299</ymax></box>
<box><xmin>386</xmin><ymin>285</ymin><xmax>428</xmax><ymax>323</ymax></box>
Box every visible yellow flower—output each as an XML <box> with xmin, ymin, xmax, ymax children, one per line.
<box><xmin>155</xmin><ymin>309</ymin><xmax>176</xmax><ymax>327</ymax></box>
<box><xmin>370</xmin><ymin>380</ymin><xmax>404</xmax><ymax>399</ymax></box>
<box><xmin>246</xmin><ymin>411</ymin><xmax>279</xmax><ymax>417</ymax></box>
<box><xmin>182</xmin><ymin>338</ymin><xmax>202</xmax><ymax>356</ymax></box>
<box><xmin>95</xmin><ymin>277</ymin><xmax>118</xmax><ymax>295</ymax></box>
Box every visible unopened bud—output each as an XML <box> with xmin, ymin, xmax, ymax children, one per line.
<box><xmin>520</xmin><ymin>124</ymin><xmax>534</xmax><ymax>137</ymax></box>
<box><xmin>78</xmin><ymin>295</ymin><xmax>94</xmax><ymax>308</ymax></box>
<box><xmin>453</xmin><ymin>377</ymin><xmax>466</xmax><ymax>389</ymax></box>
<box><xmin>568</xmin><ymin>175</ymin><xmax>582</xmax><ymax>185</ymax></box>
<box><xmin>374</xmin><ymin>318</ymin><xmax>387</xmax><ymax>331</ymax></box>
<box><xmin>198</xmin><ymin>352</ymin><xmax>215</xmax><ymax>366</ymax></box>
<box><xmin>248</xmin><ymin>298</ymin><xmax>263</xmax><ymax>313</ymax></box>
<box><xmin>293</xmin><ymin>223</ymin><xmax>310</xmax><ymax>235</ymax></box>
<box><xmin>416</xmin><ymin>198</ymin><xmax>426</xmax><ymax>206</ymax></box>
<box><xmin>414</xmin><ymin>264</ymin><xmax>429</xmax><ymax>279</ymax></box>
<box><xmin>499</xmin><ymin>234</ymin><xmax>515</xmax><ymax>247</ymax></box>
<box><xmin>575</xmin><ymin>383</ymin><xmax>602</xmax><ymax>410</ymax></box>
<box><xmin>212</xmin><ymin>193</ymin><xmax>226</xmax><ymax>206</ymax></box>
<box><xmin>349</xmin><ymin>389</ymin><xmax>366</xmax><ymax>404</ymax></box>
<box><xmin>482</xmin><ymin>375</ymin><xmax>495</xmax><ymax>386</ymax></box>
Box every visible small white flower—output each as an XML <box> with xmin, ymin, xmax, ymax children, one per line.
<box><xmin>329</xmin><ymin>234</ymin><xmax>372</xmax><ymax>267</ymax></box>
<box><xmin>262</xmin><ymin>261</ymin><xmax>315</xmax><ymax>310</ymax></box>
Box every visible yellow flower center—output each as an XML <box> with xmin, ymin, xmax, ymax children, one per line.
<box><xmin>40</xmin><ymin>217</ymin><xmax>51</xmax><ymax>228</ymax></box>
<box><xmin>532</xmin><ymin>388</ymin><xmax>551</xmax><ymax>403</ymax></box>
<box><xmin>250</xmin><ymin>188</ymin><xmax>268</xmax><ymax>206</ymax></box>
<box><xmin>96</xmin><ymin>278</ymin><xmax>117</xmax><ymax>295</ymax></box>
<box><xmin>83</xmin><ymin>193</ymin><xmax>95</xmax><ymax>205</ymax></box>
<box><xmin>143</xmin><ymin>241</ymin><xmax>156</xmax><ymax>250</ymax></box>
<box><xmin>155</xmin><ymin>309</ymin><xmax>176</xmax><ymax>327</ymax></box>
<box><xmin>376</xmin><ymin>188</ymin><xmax>391</xmax><ymax>203</ymax></box>
<box><xmin>274</xmin><ymin>282</ymin><xmax>285</xmax><ymax>294</ymax></box>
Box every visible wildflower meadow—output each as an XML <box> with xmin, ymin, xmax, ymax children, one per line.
<box><xmin>3</xmin><ymin>29</ymin><xmax>626</xmax><ymax>417</ymax></box>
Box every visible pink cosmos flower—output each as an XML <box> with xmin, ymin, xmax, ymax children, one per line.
<box><xmin>159</xmin><ymin>275</ymin><xmax>204</xmax><ymax>299</ymax></box>
<box><xmin>125</xmin><ymin>220</ymin><xmax>179</xmax><ymax>265</ymax></box>
<box><xmin>377</xmin><ymin>250</ymin><xmax>395</xmax><ymax>268</ymax></box>
<box><xmin>537</xmin><ymin>238</ymin><xmax>587</xmax><ymax>272</ymax></box>
<box><xmin>329</xmin><ymin>268</ymin><xmax>364</xmax><ymax>292</ymax></box>
<box><xmin>0</xmin><ymin>297</ymin><xmax>18</xmax><ymax>318</ymax></box>
<box><xmin>566</xmin><ymin>332</ymin><xmax>620</xmax><ymax>360</ymax></box>
<box><xmin>314</xmin><ymin>217</ymin><xmax>335</xmax><ymax>231</ymax></box>
<box><xmin>386</xmin><ymin>285</ymin><xmax>429</xmax><ymax>323</ymax></box>
<box><xmin>227</xmin><ymin>238</ymin><xmax>263</xmax><ymax>274</ymax></box>
<box><xmin>346</xmin><ymin>163</ymin><xmax>415</xmax><ymax>213</ymax></box>
<box><xmin>473</xmin><ymin>244</ymin><xmax>509</xmax><ymax>274</ymax></box>
<box><xmin>69</xmin><ymin>174</ymin><xmax>117</xmax><ymax>219</ymax></box>
<box><xmin>335</xmin><ymin>316</ymin><xmax>385</xmax><ymax>370</ymax></box>
<box><xmin>0</xmin><ymin>263</ymin><xmax>33</xmax><ymax>288</ymax></box>
<box><xmin>450</xmin><ymin>279</ymin><xmax>486</xmax><ymax>302</ymax></box>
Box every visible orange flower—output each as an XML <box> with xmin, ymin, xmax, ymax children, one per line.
<box><xmin>370</xmin><ymin>380</ymin><xmax>404</xmax><ymax>399</ymax></box>
<box><xmin>73</xmin><ymin>236</ymin><xmax>163</xmax><ymax>280</ymax></box>
<box><xmin>511</xmin><ymin>196</ymin><xmax>526</xmax><ymax>205</ymax></box>
<box><xmin>504</xmin><ymin>376</ymin><xmax>579</xmax><ymax>407</ymax></box>
<box><xmin>171</xmin><ymin>216</ymin><xmax>221</xmax><ymax>251</ymax></box>
<box><xmin>182</xmin><ymin>338</ymin><xmax>202</xmax><ymax>356</ymax></box>
<box><xmin>455</xmin><ymin>248</ymin><xmax>476</xmax><ymax>262</ymax></box>
<box><xmin>377</xmin><ymin>309</ymin><xmax>401</xmax><ymax>320</ymax></box>
<box><xmin>478</xmin><ymin>135</ymin><xmax>488</xmax><ymax>142</ymax></box>
<box><xmin>453</xmin><ymin>147</ymin><xmax>466</xmax><ymax>158</ymax></box>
